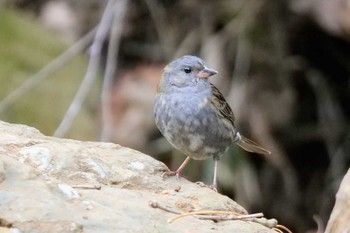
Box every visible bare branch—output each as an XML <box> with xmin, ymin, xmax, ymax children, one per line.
<box><xmin>0</xmin><ymin>28</ymin><xmax>96</xmax><ymax>114</ymax></box>
<box><xmin>100</xmin><ymin>0</ymin><xmax>129</xmax><ymax>141</ymax></box>
<box><xmin>54</xmin><ymin>0</ymin><xmax>117</xmax><ymax>137</ymax></box>
<box><xmin>144</xmin><ymin>0</ymin><xmax>172</xmax><ymax>57</ymax></box>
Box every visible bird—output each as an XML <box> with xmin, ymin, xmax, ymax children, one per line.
<box><xmin>154</xmin><ymin>55</ymin><xmax>270</xmax><ymax>190</ymax></box>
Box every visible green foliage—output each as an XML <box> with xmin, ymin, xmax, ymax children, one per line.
<box><xmin>0</xmin><ymin>8</ymin><xmax>99</xmax><ymax>140</ymax></box>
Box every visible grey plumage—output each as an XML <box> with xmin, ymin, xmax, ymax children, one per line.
<box><xmin>154</xmin><ymin>55</ymin><xmax>270</xmax><ymax>189</ymax></box>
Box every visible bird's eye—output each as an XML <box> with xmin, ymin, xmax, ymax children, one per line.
<box><xmin>183</xmin><ymin>67</ymin><xmax>192</xmax><ymax>73</ymax></box>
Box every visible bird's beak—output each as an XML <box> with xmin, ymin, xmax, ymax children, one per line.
<box><xmin>197</xmin><ymin>66</ymin><xmax>218</xmax><ymax>79</ymax></box>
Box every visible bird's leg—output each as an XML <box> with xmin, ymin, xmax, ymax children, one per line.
<box><xmin>162</xmin><ymin>156</ymin><xmax>191</xmax><ymax>178</ymax></box>
<box><xmin>196</xmin><ymin>158</ymin><xmax>219</xmax><ymax>191</ymax></box>
<box><xmin>210</xmin><ymin>159</ymin><xmax>219</xmax><ymax>191</ymax></box>
<box><xmin>175</xmin><ymin>156</ymin><xmax>191</xmax><ymax>177</ymax></box>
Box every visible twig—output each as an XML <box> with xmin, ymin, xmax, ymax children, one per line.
<box><xmin>100</xmin><ymin>0</ymin><xmax>129</xmax><ymax>141</ymax></box>
<box><xmin>149</xmin><ymin>201</ymin><xmax>267</xmax><ymax>225</ymax></box>
<box><xmin>168</xmin><ymin>210</ymin><xmax>263</xmax><ymax>223</ymax></box>
<box><xmin>252</xmin><ymin>217</ymin><xmax>278</xmax><ymax>229</ymax></box>
<box><xmin>0</xmin><ymin>28</ymin><xmax>96</xmax><ymax>114</ymax></box>
<box><xmin>148</xmin><ymin>200</ymin><xmax>181</xmax><ymax>214</ymax></box>
<box><xmin>54</xmin><ymin>0</ymin><xmax>116</xmax><ymax>137</ymax></box>
<box><xmin>71</xmin><ymin>184</ymin><xmax>102</xmax><ymax>190</ymax></box>
<box><xmin>149</xmin><ymin>201</ymin><xmax>290</xmax><ymax>231</ymax></box>
<box><xmin>274</xmin><ymin>224</ymin><xmax>293</xmax><ymax>233</ymax></box>
<box><xmin>143</xmin><ymin>0</ymin><xmax>172</xmax><ymax>57</ymax></box>
<box><xmin>273</xmin><ymin>227</ymin><xmax>284</xmax><ymax>233</ymax></box>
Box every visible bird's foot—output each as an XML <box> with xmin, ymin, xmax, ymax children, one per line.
<box><xmin>161</xmin><ymin>170</ymin><xmax>181</xmax><ymax>178</ymax></box>
<box><xmin>195</xmin><ymin>181</ymin><xmax>218</xmax><ymax>192</ymax></box>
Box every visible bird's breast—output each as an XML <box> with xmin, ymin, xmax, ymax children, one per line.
<box><xmin>154</xmin><ymin>93</ymin><xmax>233</xmax><ymax>159</ymax></box>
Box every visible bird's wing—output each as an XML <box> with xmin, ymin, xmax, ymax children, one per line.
<box><xmin>209</xmin><ymin>83</ymin><xmax>235</xmax><ymax>127</ymax></box>
<box><xmin>209</xmin><ymin>84</ymin><xmax>271</xmax><ymax>155</ymax></box>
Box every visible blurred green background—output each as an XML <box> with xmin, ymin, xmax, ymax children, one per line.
<box><xmin>0</xmin><ymin>6</ymin><xmax>99</xmax><ymax>139</ymax></box>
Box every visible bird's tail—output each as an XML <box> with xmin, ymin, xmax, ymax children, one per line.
<box><xmin>235</xmin><ymin>133</ymin><xmax>271</xmax><ymax>155</ymax></box>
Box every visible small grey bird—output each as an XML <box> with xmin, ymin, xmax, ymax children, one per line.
<box><xmin>154</xmin><ymin>55</ymin><xmax>270</xmax><ymax>189</ymax></box>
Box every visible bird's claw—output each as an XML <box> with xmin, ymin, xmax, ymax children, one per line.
<box><xmin>161</xmin><ymin>170</ymin><xmax>179</xmax><ymax>178</ymax></box>
<box><xmin>195</xmin><ymin>181</ymin><xmax>218</xmax><ymax>192</ymax></box>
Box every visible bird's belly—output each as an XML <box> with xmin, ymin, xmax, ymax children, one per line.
<box><xmin>154</xmin><ymin>94</ymin><xmax>233</xmax><ymax>160</ymax></box>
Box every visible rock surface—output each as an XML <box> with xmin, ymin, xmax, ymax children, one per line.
<box><xmin>0</xmin><ymin>121</ymin><xmax>276</xmax><ymax>233</ymax></box>
<box><xmin>325</xmin><ymin>168</ymin><xmax>350</xmax><ymax>233</ymax></box>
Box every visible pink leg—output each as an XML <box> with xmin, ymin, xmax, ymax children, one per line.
<box><xmin>211</xmin><ymin>159</ymin><xmax>219</xmax><ymax>190</ymax></box>
<box><xmin>175</xmin><ymin>156</ymin><xmax>191</xmax><ymax>177</ymax></box>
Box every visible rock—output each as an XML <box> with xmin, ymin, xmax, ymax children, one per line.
<box><xmin>325</xmin><ymin>168</ymin><xmax>350</xmax><ymax>233</ymax></box>
<box><xmin>0</xmin><ymin>121</ymin><xmax>276</xmax><ymax>233</ymax></box>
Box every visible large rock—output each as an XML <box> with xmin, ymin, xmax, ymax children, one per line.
<box><xmin>0</xmin><ymin>121</ymin><xmax>276</xmax><ymax>233</ymax></box>
<box><xmin>325</xmin><ymin>168</ymin><xmax>350</xmax><ymax>233</ymax></box>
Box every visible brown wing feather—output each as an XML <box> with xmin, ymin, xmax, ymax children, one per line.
<box><xmin>236</xmin><ymin>135</ymin><xmax>271</xmax><ymax>155</ymax></box>
<box><xmin>209</xmin><ymin>83</ymin><xmax>271</xmax><ymax>155</ymax></box>
<box><xmin>209</xmin><ymin>83</ymin><xmax>235</xmax><ymax>126</ymax></box>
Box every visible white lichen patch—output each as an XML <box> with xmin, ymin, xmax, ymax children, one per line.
<box><xmin>58</xmin><ymin>183</ymin><xmax>80</xmax><ymax>199</ymax></box>
<box><xmin>19</xmin><ymin>146</ymin><xmax>52</xmax><ymax>171</ymax></box>
<box><xmin>128</xmin><ymin>161</ymin><xmax>145</xmax><ymax>170</ymax></box>
<box><xmin>9</xmin><ymin>228</ymin><xmax>22</xmax><ymax>233</ymax></box>
<box><xmin>85</xmin><ymin>158</ymin><xmax>106</xmax><ymax>178</ymax></box>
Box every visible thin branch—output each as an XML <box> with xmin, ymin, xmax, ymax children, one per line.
<box><xmin>231</xmin><ymin>27</ymin><xmax>251</xmax><ymax>83</ymax></box>
<box><xmin>0</xmin><ymin>28</ymin><xmax>96</xmax><ymax>114</ymax></box>
<box><xmin>149</xmin><ymin>200</ymin><xmax>275</xmax><ymax>227</ymax></box>
<box><xmin>143</xmin><ymin>0</ymin><xmax>172</xmax><ymax>57</ymax></box>
<box><xmin>148</xmin><ymin>200</ymin><xmax>181</xmax><ymax>215</ymax></box>
<box><xmin>54</xmin><ymin>0</ymin><xmax>117</xmax><ymax>137</ymax></box>
<box><xmin>168</xmin><ymin>210</ymin><xmax>263</xmax><ymax>223</ymax></box>
<box><xmin>100</xmin><ymin>0</ymin><xmax>129</xmax><ymax>141</ymax></box>
<box><xmin>173</xmin><ymin>29</ymin><xmax>200</xmax><ymax>59</ymax></box>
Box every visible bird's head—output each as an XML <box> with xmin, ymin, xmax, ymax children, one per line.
<box><xmin>158</xmin><ymin>55</ymin><xmax>218</xmax><ymax>93</ymax></box>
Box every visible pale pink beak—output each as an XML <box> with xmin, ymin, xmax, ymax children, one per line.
<box><xmin>197</xmin><ymin>66</ymin><xmax>218</xmax><ymax>79</ymax></box>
